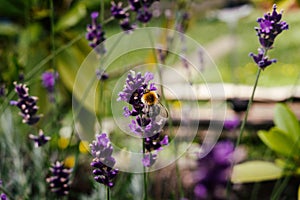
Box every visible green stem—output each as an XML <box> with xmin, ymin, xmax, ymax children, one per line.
<box><xmin>228</xmin><ymin>65</ymin><xmax>263</xmax><ymax>197</ymax></box>
<box><xmin>49</xmin><ymin>0</ymin><xmax>55</xmax><ymax>69</ymax></box>
<box><xmin>235</xmin><ymin>67</ymin><xmax>262</xmax><ymax>147</ymax></box>
<box><xmin>142</xmin><ymin>138</ymin><xmax>148</xmax><ymax>200</ymax></box>
<box><xmin>271</xmin><ymin>176</ymin><xmax>291</xmax><ymax>200</ymax></box>
<box><xmin>100</xmin><ymin>0</ymin><xmax>104</xmax><ymax>23</ymax></box>
<box><xmin>107</xmin><ymin>186</ymin><xmax>110</xmax><ymax>200</ymax></box>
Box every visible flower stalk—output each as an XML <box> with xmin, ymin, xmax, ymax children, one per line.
<box><xmin>235</xmin><ymin>67</ymin><xmax>262</xmax><ymax>147</ymax></box>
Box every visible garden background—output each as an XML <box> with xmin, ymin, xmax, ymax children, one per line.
<box><xmin>1</xmin><ymin>0</ymin><xmax>300</xmax><ymax>199</ymax></box>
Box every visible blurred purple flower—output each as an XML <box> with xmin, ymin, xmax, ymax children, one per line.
<box><xmin>223</xmin><ymin>116</ymin><xmax>240</xmax><ymax>131</ymax></box>
<box><xmin>46</xmin><ymin>161</ymin><xmax>72</xmax><ymax>196</ymax></box>
<box><xmin>129</xmin><ymin>0</ymin><xmax>159</xmax><ymax>11</ymax></box>
<box><xmin>86</xmin><ymin>12</ymin><xmax>106</xmax><ymax>54</ymax></box>
<box><xmin>128</xmin><ymin>0</ymin><xmax>143</xmax><ymax>11</ymax></box>
<box><xmin>255</xmin><ymin>4</ymin><xmax>289</xmax><ymax>49</ymax></box>
<box><xmin>96</xmin><ymin>69</ymin><xmax>109</xmax><ymax>81</ymax></box>
<box><xmin>137</xmin><ymin>7</ymin><xmax>153</xmax><ymax>23</ymax></box>
<box><xmin>0</xmin><ymin>193</ymin><xmax>7</xmax><ymax>200</ymax></box>
<box><xmin>10</xmin><ymin>82</ymin><xmax>41</xmax><ymax>125</ymax></box>
<box><xmin>29</xmin><ymin>129</ymin><xmax>51</xmax><ymax>147</ymax></box>
<box><xmin>120</xmin><ymin>18</ymin><xmax>136</xmax><ymax>33</ymax></box>
<box><xmin>111</xmin><ymin>0</ymin><xmax>159</xmax><ymax>32</ymax></box>
<box><xmin>194</xmin><ymin>141</ymin><xmax>235</xmax><ymax>200</ymax></box>
<box><xmin>41</xmin><ymin>71</ymin><xmax>58</xmax><ymax>93</ymax></box>
<box><xmin>111</xmin><ymin>1</ymin><xmax>128</xmax><ymax>19</ymax></box>
<box><xmin>90</xmin><ymin>133</ymin><xmax>118</xmax><ymax>187</ymax></box>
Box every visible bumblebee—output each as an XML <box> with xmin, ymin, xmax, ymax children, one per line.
<box><xmin>141</xmin><ymin>89</ymin><xmax>168</xmax><ymax>118</ymax></box>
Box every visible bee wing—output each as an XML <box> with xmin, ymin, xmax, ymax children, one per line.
<box><xmin>157</xmin><ymin>102</ymin><xmax>169</xmax><ymax>118</ymax></box>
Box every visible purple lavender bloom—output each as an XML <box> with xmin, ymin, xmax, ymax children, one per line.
<box><xmin>142</xmin><ymin>152</ymin><xmax>157</xmax><ymax>167</ymax></box>
<box><xmin>119</xmin><ymin>71</ymin><xmax>169</xmax><ymax>167</ymax></box>
<box><xmin>111</xmin><ymin>1</ymin><xmax>128</xmax><ymax>19</ymax></box>
<box><xmin>255</xmin><ymin>4</ymin><xmax>288</xmax><ymax>49</ymax></box>
<box><xmin>129</xmin><ymin>0</ymin><xmax>159</xmax><ymax>11</ymax></box>
<box><xmin>128</xmin><ymin>0</ymin><xmax>143</xmax><ymax>11</ymax></box>
<box><xmin>249</xmin><ymin>48</ymin><xmax>276</xmax><ymax>70</ymax></box>
<box><xmin>223</xmin><ymin>116</ymin><xmax>240</xmax><ymax>131</ymax></box>
<box><xmin>0</xmin><ymin>193</ymin><xmax>7</xmax><ymax>200</ymax></box>
<box><xmin>90</xmin><ymin>133</ymin><xmax>118</xmax><ymax>187</ymax></box>
<box><xmin>41</xmin><ymin>71</ymin><xmax>58</xmax><ymax>93</ymax></box>
<box><xmin>46</xmin><ymin>161</ymin><xmax>72</xmax><ymax>196</ymax></box>
<box><xmin>194</xmin><ymin>141</ymin><xmax>235</xmax><ymax>200</ymax></box>
<box><xmin>29</xmin><ymin>129</ymin><xmax>51</xmax><ymax>147</ymax></box>
<box><xmin>86</xmin><ymin>12</ymin><xmax>106</xmax><ymax>54</ymax></box>
<box><xmin>10</xmin><ymin>82</ymin><xmax>41</xmax><ymax>125</ymax></box>
<box><xmin>118</xmin><ymin>70</ymin><xmax>154</xmax><ymax>116</ymax></box>
<box><xmin>142</xmin><ymin>119</ymin><xmax>168</xmax><ymax>167</ymax></box>
<box><xmin>137</xmin><ymin>7</ymin><xmax>153</xmax><ymax>23</ymax></box>
<box><xmin>120</xmin><ymin>18</ymin><xmax>136</xmax><ymax>33</ymax></box>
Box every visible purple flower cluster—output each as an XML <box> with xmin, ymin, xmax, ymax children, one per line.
<box><xmin>86</xmin><ymin>12</ymin><xmax>106</xmax><ymax>54</ymax></box>
<box><xmin>41</xmin><ymin>71</ymin><xmax>58</xmax><ymax>93</ymax></box>
<box><xmin>29</xmin><ymin>129</ymin><xmax>51</xmax><ymax>147</ymax></box>
<box><xmin>255</xmin><ymin>4</ymin><xmax>288</xmax><ymax>49</ymax></box>
<box><xmin>194</xmin><ymin>141</ymin><xmax>234</xmax><ymax>200</ymax></box>
<box><xmin>111</xmin><ymin>0</ymin><xmax>159</xmax><ymax>32</ymax></box>
<box><xmin>0</xmin><ymin>193</ymin><xmax>7</xmax><ymax>200</ymax></box>
<box><xmin>223</xmin><ymin>116</ymin><xmax>240</xmax><ymax>131</ymax></box>
<box><xmin>249</xmin><ymin>4</ymin><xmax>288</xmax><ymax>70</ymax></box>
<box><xmin>90</xmin><ymin>133</ymin><xmax>118</xmax><ymax>187</ymax></box>
<box><xmin>118</xmin><ymin>70</ymin><xmax>156</xmax><ymax>116</ymax></box>
<box><xmin>46</xmin><ymin>161</ymin><xmax>72</xmax><ymax>196</ymax></box>
<box><xmin>10</xmin><ymin>82</ymin><xmax>41</xmax><ymax>125</ymax></box>
<box><xmin>118</xmin><ymin>71</ymin><xmax>168</xmax><ymax>167</ymax></box>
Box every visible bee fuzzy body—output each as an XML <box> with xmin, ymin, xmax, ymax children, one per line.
<box><xmin>141</xmin><ymin>89</ymin><xmax>168</xmax><ymax>119</ymax></box>
<box><xmin>141</xmin><ymin>90</ymin><xmax>159</xmax><ymax>106</ymax></box>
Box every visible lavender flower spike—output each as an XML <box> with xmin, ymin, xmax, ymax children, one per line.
<box><xmin>29</xmin><ymin>129</ymin><xmax>51</xmax><ymax>147</ymax></box>
<box><xmin>46</xmin><ymin>161</ymin><xmax>72</xmax><ymax>196</ymax></box>
<box><xmin>255</xmin><ymin>4</ymin><xmax>289</xmax><ymax>49</ymax></box>
<box><xmin>119</xmin><ymin>70</ymin><xmax>169</xmax><ymax>167</ymax></box>
<box><xmin>41</xmin><ymin>71</ymin><xmax>58</xmax><ymax>93</ymax></box>
<box><xmin>249</xmin><ymin>48</ymin><xmax>276</xmax><ymax>70</ymax></box>
<box><xmin>111</xmin><ymin>1</ymin><xmax>128</xmax><ymax>19</ymax></box>
<box><xmin>86</xmin><ymin>11</ymin><xmax>106</xmax><ymax>54</ymax></box>
<box><xmin>10</xmin><ymin>82</ymin><xmax>41</xmax><ymax>125</ymax></box>
<box><xmin>90</xmin><ymin>133</ymin><xmax>118</xmax><ymax>187</ymax></box>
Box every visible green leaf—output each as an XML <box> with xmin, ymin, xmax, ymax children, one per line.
<box><xmin>258</xmin><ymin>128</ymin><xmax>296</xmax><ymax>156</ymax></box>
<box><xmin>54</xmin><ymin>3</ymin><xmax>87</xmax><ymax>32</ymax></box>
<box><xmin>274</xmin><ymin>103</ymin><xmax>300</xmax><ymax>142</ymax></box>
<box><xmin>231</xmin><ymin>161</ymin><xmax>283</xmax><ymax>183</ymax></box>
